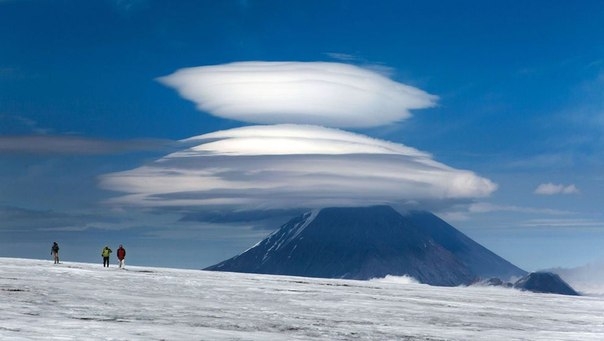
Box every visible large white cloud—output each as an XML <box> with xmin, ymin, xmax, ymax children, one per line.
<box><xmin>158</xmin><ymin>62</ymin><xmax>437</xmax><ymax>128</ymax></box>
<box><xmin>100</xmin><ymin>125</ymin><xmax>496</xmax><ymax>210</ymax></box>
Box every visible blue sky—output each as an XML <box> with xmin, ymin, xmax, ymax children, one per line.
<box><xmin>1</xmin><ymin>0</ymin><xmax>604</xmax><ymax>271</ymax></box>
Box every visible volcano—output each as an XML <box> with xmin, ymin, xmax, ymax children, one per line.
<box><xmin>205</xmin><ymin>206</ymin><xmax>526</xmax><ymax>286</ymax></box>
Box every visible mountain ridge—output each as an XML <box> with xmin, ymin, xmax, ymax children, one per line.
<box><xmin>206</xmin><ymin>205</ymin><xmax>527</xmax><ymax>286</ymax></box>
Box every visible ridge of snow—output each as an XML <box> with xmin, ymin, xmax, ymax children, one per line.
<box><xmin>262</xmin><ymin>209</ymin><xmax>319</xmax><ymax>261</ymax></box>
<box><xmin>285</xmin><ymin>209</ymin><xmax>320</xmax><ymax>245</ymax></box>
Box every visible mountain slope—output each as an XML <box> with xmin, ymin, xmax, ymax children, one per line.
<box><xmin>405</xmin><ymin>211</ymin><xmax>526</xmax><ymax>280</ymax></box>
<box><xmin>205</xmin><ymin>206</ymin><xmax>526</xmax><ymax>286</ymax></box>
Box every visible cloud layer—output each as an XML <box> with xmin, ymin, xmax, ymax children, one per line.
<box><xmin>100</xmin><ymin>125</ymin><xmax>496</xmax><ymax>211</ymax></box>
<box><xmin>158</xmin><ymin>61</ymin><xmax>437</xmax><ymax>128</ymax></box>
<box><xmin>0</xmin><ymin>135</ymin><xmax>175</xmax><ymax>155</ymax></box>
<box><xmin>534</xmin><ymin>183</ymin><xmax>579</xmax><ymax>195</ymax></box>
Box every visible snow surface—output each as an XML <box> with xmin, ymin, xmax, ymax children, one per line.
<box><xmin>1</xmin><ymin>258</ymin><xmax>603</xmax><ymax>341</ymax></box>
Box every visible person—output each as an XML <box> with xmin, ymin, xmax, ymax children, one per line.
<box><xmin>101</xmin><ymin>246</ymin><xmax>112</xmax><ymax>267</ymax></box>
<box><xmin>51</xmin><ymin>242</ymin><xmax>60</xmax><ymax>264</ymax></box>
<box><xmin>117</xmin><ymin>244</ymin><xmax>126</xmax><ymax>269</ymax></box>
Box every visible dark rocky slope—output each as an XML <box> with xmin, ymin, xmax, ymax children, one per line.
<box><xmin>206</xmin><ymin>206</ymin><xmax>526</xmax><ymax>286</ymax></box>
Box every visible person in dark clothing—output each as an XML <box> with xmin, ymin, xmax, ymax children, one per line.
<box><xmin>51</xmin><ymin>242</ymin><xmax>60</xmax><ymax>264</ymax></box>
<box><xmin>117</xmin><ymin>244</ymin><xmax>126</xmax><ymax>269</ymax></box>
<box><xmin>101</xmin><ymin>246</ymin><xmax>112</xmax><ymax>267</ymax></box>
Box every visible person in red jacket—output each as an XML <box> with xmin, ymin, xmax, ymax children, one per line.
<box><xmin>117</xmin><ymin>244</ymin><xmax>126</xmax><ymax>269</ymax></box>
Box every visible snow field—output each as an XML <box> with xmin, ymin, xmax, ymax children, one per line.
<box><xmin>1</xmin><ymin>258</ymin><xmax>603</xmax><ymax>340</ymax></box>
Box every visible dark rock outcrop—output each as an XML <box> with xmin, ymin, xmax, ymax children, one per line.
<box><xmin>513</xmin><ymin>272</ymin><xmax>580</xmax><ymax>296</ymax></box>
<box><xmin>483</xmin><ymin>277</ymin><xmax>513</xmax><ymax>288</ymax></box>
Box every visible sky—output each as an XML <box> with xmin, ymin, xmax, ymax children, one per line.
<box><xmin>1</xmin><ymin>0</ymin><xmax>604</xmax><ymax>271</ymax></box>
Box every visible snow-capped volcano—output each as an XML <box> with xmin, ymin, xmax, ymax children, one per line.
<box><xmin>205</xmin><ymin>206</ymin><xmax>526</xmax><ymax>286</ymax></box>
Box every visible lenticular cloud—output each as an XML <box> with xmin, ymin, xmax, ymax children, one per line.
<box><xmin>158</xmin><ymin>62</ymin><xmax>437</xmax><ymax>128</ymax></box>
<box><xmin>100</xmin><ymin>125</ymin><xmax>496</xmax><ymax>210</ymax></box>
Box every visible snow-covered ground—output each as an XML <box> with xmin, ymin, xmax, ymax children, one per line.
<box><xmin>1</xmin><ymin>258</ymin><xmax>603</xmax><ymax>340</ymax></box>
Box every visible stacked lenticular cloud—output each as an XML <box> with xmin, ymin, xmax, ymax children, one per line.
<box><xmin>157</xmin><ymin>62</ymin><xmax>437</xmax><ymax>128</ymax></box>
<box><xmin>101</xmin><ymin>62</ymin><xmax>496</xmax><ymax>210</ymax></box>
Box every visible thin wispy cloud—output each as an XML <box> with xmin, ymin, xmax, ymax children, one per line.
<box><xmin>111</xmin><ymin>0</ymin><xmax>148</xmax><ymax>14</ymax></box>
<box><xmin>0</xmin><ymin>135</ymin><xmax>177</xmax><ymax>155</ymax></box>
<box><xmin>442</xmin><ymin>201</ymin><xmax>573</xmax><ymax>222</ymax></box>
<box><xmin>0</xmin><ymin>114</ymin><xmax>51</xmax><ymax>135</ymax></box>
<box><xmin>534</xmin><ymin>183</ymin><xmax>580</xmax><ymax>195</ymax></box>
<box><xmin>325</xmin><ymin>52</ymin><xmax>359</xmax><ymax>62</ymax></box>
<box><xmin>0</xmin><ymin>206</ymin><xmax>102</xmax><ymax>231</ymax></box>
<box><xmin>468</xmin><ymin>202</ymin><xmax>572</xmax><ymax>215</ymax></box>
<box><xmin>519</xmin><ymin>218</ymin><xmax>603</xmax><ymax>229</ymax></box>
<box><xmin>158</xmin><ymin>61</ymin><xmax>437</xmax><ymax>128</ymax></box>
<box><xmin>100</xmin><ymin>124</ymin><xmax>496</xmax><ymax>211</ymax></box>
<box><xmin>323</xmin><ymin>54</ymin><xmax>396</xmax><ymax>77</ymax></box>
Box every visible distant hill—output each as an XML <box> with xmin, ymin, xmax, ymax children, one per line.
<box><xmin>514</xmin><ymin>272</ymin><xmax>579</xmax><ymax>296</ymax></box>
<box><xmin>205</xmin><ymin>206</ymin><xmax>526</xmax><ymax>286</ymax></box>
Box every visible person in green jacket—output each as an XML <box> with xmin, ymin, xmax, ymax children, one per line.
<box><xmin>101</xmin><ymin>246</ymin><xmax>112</xmax><ymax>267</ymax></box>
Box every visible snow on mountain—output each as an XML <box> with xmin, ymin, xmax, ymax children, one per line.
<box><xmin>263</xmin><ymin>209</ymin><xmax>319</xmax><ymax>259</ymax></box>
<box><xmin>2</xmin><ymin>257</ymin><xmax>604</xmax><ymax>340</ymax></box>
<box><xmin>206</xmin><ymin>206</ymin><xmax>526</xmax><ymax>286</ymax></box>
